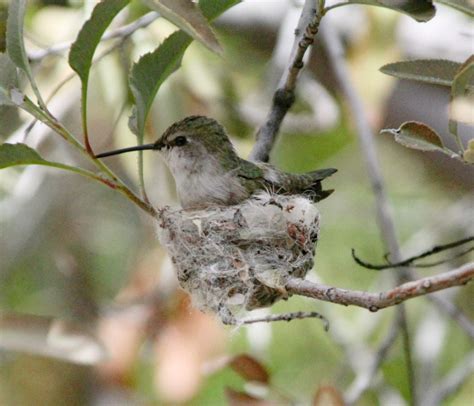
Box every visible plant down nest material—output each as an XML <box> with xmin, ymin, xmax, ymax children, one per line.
<box><xmin>156</xmin><ymin>192</ymin><xmax>320</xmax><ymax>323</ymax></box>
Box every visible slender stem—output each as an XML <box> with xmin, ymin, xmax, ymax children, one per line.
<box><xmin>21</xmin><ymin>97</ymin><xmax>157</xmax><ymax>217</ymax></box>
<box><xmin>230</xmin><ymin>311</ymin><xmax>329</xmax><ymax>330</ymax></box>
<box><xmin>324</xmin><ymin>2</ymin><xmax>349</xmax><ymax>14</ymax></box>
<box><xmin>321</xmin><ymin>24</ymin><xmax>416</xmax><ymax>402</ymax></box>
<box><xmin>345</xmin><ymin>310</ymin><xmax>399</xmax><ymax>404</ymax></box>
<box><xmin>352</xmin><ymin>236</ymin><xmax>474</xmax><ymax>270</ymax></box>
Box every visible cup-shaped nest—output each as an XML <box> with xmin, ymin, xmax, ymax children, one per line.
<box><xmin>156</xmin><ymin>192</ymin><xmax>320</xmax><ymax>321</ymax></box>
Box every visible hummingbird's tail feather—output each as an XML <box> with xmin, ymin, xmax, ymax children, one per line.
<box><xmin>307</xmin><ymin>167</ymin><xmax>338</xmax><ymax>181</ymax></box>
<box><xmin>283</xmin><ymin>167</ymin><xmax>337</xmax><ymax>202</ymax></box>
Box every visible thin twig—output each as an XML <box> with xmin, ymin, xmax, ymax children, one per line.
<box><xmin>324</xmin><ymin>1</ymin><xmax>351</xmax><ymax>14</ymax></box>
<box><xmin>352</xmin><ymin>236</ymin><xmax>474</xmax><ymax>270</ymax></box>
<box><xmin>422</xmin><ymin>352</ymin><xmax>474</xmax><ymax>406</ymax></box>
<box><xmin>249</xmin><ymin>0</ymin><xmax>324</xmax><ymax>162</ymax></box>
<box><xmin>345</xmin><ymin>309</ymin><xmax>400</xmax><ymax>405</ymax></box>
<box><xmin>427</xmin><ymin>294</ymin><xmax>474</xmax><ymax>339</ymax></box>
<box><xmin>286</xmin><ymin>262</ymin><xmax>474</xmax><ymax>311</ymax></box>
<box><xmin>28</xmin><ymin>11</ymin><xmax>160</xmax><ymax>61</ymax></box>
<box><xmin>321</xmin><ymin>23</ymin><xmax>416</xmax><ymax>403</ymax></box>
<box><xmin>236</xmin><ymin>311</ymin><xmax>329</xmax><ymax>330</ymax></box>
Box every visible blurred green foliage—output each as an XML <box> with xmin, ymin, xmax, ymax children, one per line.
<box><xmin>1</xmin><ymin>0</ymin><xmax>473</xmax><ymax>405</ymax></box>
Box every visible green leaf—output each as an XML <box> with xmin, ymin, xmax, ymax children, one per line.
<box><xmin>380</xmin><ymin>59</ymin><xmax>474</xmax><ymax>89</ymax></box>
<box><xmin>0</xmin><ymin>52</ymin><xmax>18</xmax><ymax>106</ymax></box>
<box><xmin>463</xmin><ymin>139</ymin><xmax>474</xmax><ymax>163</ymax></box>
<box><xmin>435</xmin><ymin>0</ymin><xmax>474</xmax><ymax>16</ymax></box>
<box><xmin>0</xmin><ymin>143</ymin><xmax>101</xmax><ymax>179</ymax></box>
<box><xmin>6</xmin><ymin>0</ymin><xmax>46</xmax><ymax>109</ymax></box>
<box><xmin>141</xmin><ymin>0</ymin><xmax>221</xmax><ymax>54</ymax></box>
<box><xmin>128</xmin><ymin>0</ymin><xmax>239</xmax><ymax>139</ymax></box>
<box><xmin>69</xmin><ymin>0</ymin><xmax>130</xmax><ymax>145</ymax></box>
<box><xmin>199</xmin><ymin>0</ymin><xmax>241</xmax><ymax>19</ymax></box>
<box><xmin>0</xmin><ymin>142</ymin><xmax>62</xmax><ymax>168</ymax></box>
<box><xmin>346</xmin><ymin>0</ymin><xmax>436</xmax><ymax>22</ymax></box>
<box><xmin>129</xmin><ymin>31</ymin><xmax>190</xmax><ymax>138</ymax></box>
<box><xmin>449</xmin><ymin>55</ymin><xmax>474</xmax><ymax>142</ymax></box>
<box><xmin>381</xmin><ymin>121</ymin><xmax>446</xmax><ymax>152</ymax></box>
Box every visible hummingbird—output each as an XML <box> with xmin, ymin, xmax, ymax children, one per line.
<box><xmin>96</xmin><ymin>116</ymin><xmax>336</xmax><ymax>209</ymax></box>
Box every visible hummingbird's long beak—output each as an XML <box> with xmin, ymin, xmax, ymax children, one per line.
<box><xmin>95</xmin><ymin>141</ymin><xmax>163</xmax><ymax>158</ymax></box>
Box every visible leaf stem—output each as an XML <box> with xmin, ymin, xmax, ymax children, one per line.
<box><xmin>20</xmin><ymin>96</ymin><xmax>157</xmax><ymax>217</ymax></box>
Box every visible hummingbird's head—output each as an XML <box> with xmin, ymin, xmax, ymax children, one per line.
<box><xmin>96</xmin><ymin>116</ymin><xmax>237</xmax><ymax>170</ymax></box>
<box><xmin>152</xmin><ymin>116</ymin><xmax>238</xmax><ymax>171</ymax></box>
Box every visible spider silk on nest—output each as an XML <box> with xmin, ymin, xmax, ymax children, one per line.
<box><xmin>156</xmin><ymin>191</ymin><xmax>320</xmax><ymax>324</ymax></box>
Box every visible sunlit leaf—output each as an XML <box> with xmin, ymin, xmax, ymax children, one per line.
<box><xmin>229</xmin><ymin>354</ymin><xmax>270</xmax><ymax>384</ymax></box>
<box><xmin>225</xmin><ymin>388</ymin><xmax>269</xmax><ymax>406</ymax></box>
<box><xmin>452</xmin><ymin>55</ymin><xmax>474</xmax><ymax>96</ymax></box>
<box><xmin>380</xmin><ymin>59</ymin><xmax>473</xmax><ymax>89</ymax></box>
<box><xmin>0</xmin><ymin>143</ymin><xmax>99</xmax><ymax>179</ymax></box>
<box><xmin>6</xmin><ymin>0</ymin><xmax>45</xmax><ymax>108</ymax></box>
<box><xmin>141</xmin><ymin>0</ymin><xmax>221</xmax><ymax>53</ymax></box>
<box><xmin>449</xmin><ymin>55</ymin><xmax>474</xmax><ymax>137</ymax></box>
<box><xmin>0</xmin><ymin>52</ymin><xmax>17</xmax><ymax>106</ymax></box>
<box><xmin>435</xmin><ymin>0</ymin><xmax>474</xmax><ymax>16</ymax></box>
<box><xmin>345</xmin><ymin>0</ymin><xmax>436</xmax><ymax>22</ymax></box>
<box><xmin>463</xmin><ymin>139</ymin><xmax>474</xmax><ymax>163</ymax></box>
<box><xmin>313</xmin><ymin>385</ymin><xmax>345</xmax><ymax>406</ymax></box>
<box><xmin>0</xmin><ymin>312</ymin><xmax>107</xmax><ymax>365</ymax></box>
<box><xmin>381</xmin><ymin>121</ymin><xmax>446</xmax><ymax>152</ymax></box>
<box><xmin>69</xmin><ymin>0</ymin><xmax>130</xmax><ymax>143</ymax></box>
<box><xmin>6</xmin><ymin>0</ymin><xmax>29</xmax><ymax>77</ymax></box>
<box><xmin>129</xmin><ymin>31</ymin><xmax>190</xmax><ymax>138</ymax></box>
<box><xmin>129</xmin><ymin>0</ymin><xmax>240</xmax><ymax>139</ymax></box>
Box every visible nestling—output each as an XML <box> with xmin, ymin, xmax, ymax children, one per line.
<box><xmin>96</xmin><ymin>115</ymin><xmax>336</xmax><ymax>209</ymax></box>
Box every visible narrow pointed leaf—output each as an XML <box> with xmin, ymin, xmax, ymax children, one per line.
<box><xmin>345</xmin><ymin>0</ymin><xmax>436</xmax><ymax>22</ymax></box>
<box><xmin>381</xmin><ymin>121</ymin><xmax>446</xmax><ymax>152</ymax></box>
<box><xmin>0</xmin><ymin>312</ymin><xmax>107</xmax><ymax>365</ymax></box>
<box><xmin>449</xmin><ymin>55</ymin><xmax>474</xmax><ymax>138</ymax></box>
<box><xmin>69</xmin><ymin>0</ymin><xmax>130</xmax><ymax>141</ymax></box>
<box><xmin>463</xmin><ymin>139</ymin><xmax>474</xmax><ymax>163</ymax></box>
<box><xmin>6</xmin><ymin>0</ymin><xmax>45</xmax><ymax>108</ymax></box>
<box><xmin>0</xmin><ymin>143</ymin><xmax>99</xmax><ymax>179</ymax></box>
<box><xmin>380</xmin><ymin>59</ymin><xmax>473</xmax><ymax>89</ymax></box>
<box><xmin>225</xmin><ymin>388</ymin><xmax>268</xmax><ymax>406</ymax></box>
<box><xmin>141</xmin><ymin>0</ymin><xmax>221</xmax><ymax>53</ymax></box>
<box><xmin>435</xmin><ymin>0</ymin><xmax>474</xmax><ymax>16</ymax></box>
<box><xmin>0</xmin><ymin>53</ymin><xmax>18</xmax><ymax>106</ymax></box>
<box><xmin>128</xmin><ymin>0</ymin><xmax>239</xmax><ymax>139</ymax></box>
<box><xmin>129</xmin><ymin>31</ymin><xmax>190</xmax><ymax>138</ymax></box>
<box><xmin>451</xmin><ymin>55</ymin><xmax>474</xmax><ymax>102</ymax></box>
<box><xmin>0</xmin><ymin>53</ymin><xmax>20</xmax><ymax>136</ymax></box>
<box><xmin>6</xmin><ymin>0</ymin><xmax>29</xmax><ymax>76</ymax></box>
<box><xmin>229</xmin><ymin>354</ymin><xmax>270</xmax><ymax>384</ymax></box>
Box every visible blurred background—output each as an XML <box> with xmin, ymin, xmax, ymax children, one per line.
<box><xmin>0</xmin><ymin>0</ymin><xmax>473</xmax><ymax>404</ymax></box>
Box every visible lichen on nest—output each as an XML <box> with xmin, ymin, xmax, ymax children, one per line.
<box><xmin>156</xmin><ymin>192</ymin><xmax>320</xmax><ymax>323</ymax></box>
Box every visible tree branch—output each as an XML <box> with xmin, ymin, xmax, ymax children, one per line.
<box><xmin>28</xmin><ymin>11</ymin><xmax>159</xmax><ymax>61</ymax></box>
<box><xmin>321</xmin><ymin>23</ymin><xmax>417</xmax><ymax>402</ymax></box>
<box><xmin>352</xmin><ymin>236</ymin><xmax>474</xmax><ymax>270</ymax></box>
<box><xmin>286</xmin><ymin>262</ymin><xmax>474</xmax><ymax>311</ymax></box>
<box><xmin>249</xmin><ymin>0</ymin><xmax>323</xmax><ymax>162</ymax></box>
<box><xmin>422</xmin><ymin>352</ymin><xmax>474</xmax><ymax>406</ymax></box>
<box><xmin>427</xmin><ymin>294</ymin><xmax>474</xmax><ymax>340</ymax></box>
<box><xmin>344</xmin><ymin>309</ymin><xmax>400</xmax><ymax>405</ymax></box>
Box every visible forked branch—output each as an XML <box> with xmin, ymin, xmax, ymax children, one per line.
<box><xmin>286</xmin><ymin>262</ymin><xmax>474</xmax><ymax>311</ymax></box>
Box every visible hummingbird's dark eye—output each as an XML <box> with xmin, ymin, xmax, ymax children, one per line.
<box><xmin>174</xmin><ymin>136</ymin><xmax>187</xmax><ymax>147</ymax></box>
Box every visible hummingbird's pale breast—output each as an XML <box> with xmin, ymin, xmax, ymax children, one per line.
<box><xmin>161</xmin><ymin>132</ymin><xmax>249</xmax><ymax>209</ymax></box>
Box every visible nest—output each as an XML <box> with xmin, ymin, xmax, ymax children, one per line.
<box><xmin>156</xmin><ymin>192</ymin><xmax>320</xmax><ymax>322</ymax></box>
